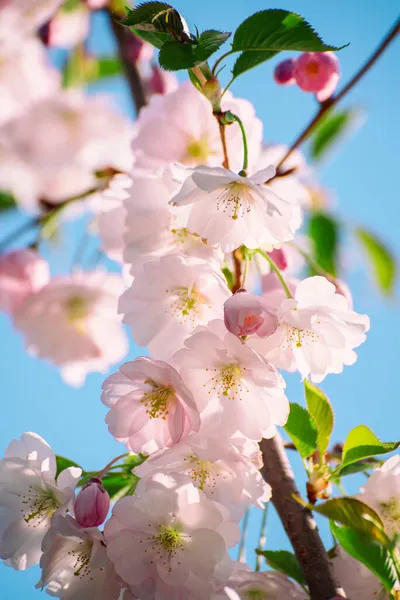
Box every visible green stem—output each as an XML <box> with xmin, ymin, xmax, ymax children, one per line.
<box><xmin>255</xmin><ymin>248</ymin><xmax>292</xmax><ymax>298</ymax></box>
<box><xmin>225</xmin><ymin>112</ymin><xmax>248</xmax><ymax>172</ymax></box>
<box><xmin>255</xmin><ymin>503</ymin><xmax>269</xmax><ymax>571</ymax></box>
<box><xmin>212</xmin><ymin>49</ymin><xmax>236</xmax><ymax>76</ymax></box>
<box><xmin>241</xmin><ymin>254</ymin><xmax>250</xmax><ymax>287</ymax></box>
<box><xmin>238</xmin><ymin>506</ymin><xmax>250</xmax><ymax>562</ymax></box>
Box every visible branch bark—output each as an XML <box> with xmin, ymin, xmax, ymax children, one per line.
<box><xmin>260</xmin><ymin>434</ymin><xmax>346</xmax><ymax>600</ymax></box>
<box><xmin>107</xmin><ymin>11</ymin><xmax>148</xmax><ymax>115</ymax></box>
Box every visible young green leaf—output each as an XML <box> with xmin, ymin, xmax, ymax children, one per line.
<box><xmin>356</xmin><ymin>227</ymin><xmax>396</xmax><ymax>295</ymax></box>
<box><xmin>197</xmin><ymin>30</ymin><xmax>231</xmax><ymax>58</ymax></box>
<box><xmin>284</xmin><ymin>402</ymin><xmax>318</xmax><ymax>459</ymax></box>
<box><xmin>101</xmin><ymin>471</ymin><xmax>140</xmax><ymax>500</ymax></box>
<box><xmin>0</xmin><ymin>190</ymin><xmax>16</xmax><ymax>212</ymax></box>
<box><xmin>304</xmin><ymin>380</ymin><xmax>334</xmax><ymax>456</ymax></box>
<box><xmin>131</xmin><ymin>28</ymin><xmax>171</xmax><ymax>49</ymax></box>
<box><xmin>335</xmin><ymin>425</ymin><xmax>399</xmax><ymax>475</ymax></box>
<box><xmin>310</xmin><ymin>109</ymin><xmax>361</xmax><ymax>161</ymax></box>
<box><xmin>159</xmin><ymin>30</ymin><xmax>231</xmax><ymax>71</ymax></box>
<box><xmin>121</xmin><ymin>2</ymin><xmax>173</xmax><ymax>28</ymax></box>
<box><xmin>312</xmin><ymin>497</ymin><xmax>391</xmax><ymax>546</ymax></box>
<box><xmin>231</xmin><ymin>10</ymin><xmax>347</xmax><ymax>78</ymax></box>
<box><xmin>56</xmin><ymin>455</ymin><xmax>82</xmax><ymax>478</ymax></box>
<box><xmin>308</xmin><ymin>211</ymin><xmax>339</xmax><ymax>277</ymax></box>
<box><xmin>257</xmin><ymin>550</ymin><xmax>305</xmax><ymax>585</ymax></box>
<box><xmin>331</xmin><ymin>522</ymin><xmax>398</xmax><ymax>592</ymax></box>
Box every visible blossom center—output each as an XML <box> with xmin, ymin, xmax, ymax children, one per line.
<box><xmin>168</xmin><ymin>286</ymin><xmax>208</xmax><ymax>323</ymax></box>
<box><xmin>149</xmin><ymin>524</ymin><xmax>188</xmax><ymax>571</ymax></box>
<box><xmin>65</xmin><ymin>295</ymin><xmax>89</xmax><ymax>323</ymax></box>
<box><xmin>244</xmin><ymin>590</ymin><xmax>266</xmax><ymax>600</ymax></box>
<box><xmin>141</xmin><ymin>380</ymin><xmax>174</xmax><ymax>419</ymax></box>
<box><xmin>281</xmin><ymin>325</ymin><xmax>319</xmax><ymax>349</ymax></box>
<box><xmin>379</xmin><ymin>497</ymin><xmax>400</xmax><ymax>535</ymax></box>
<box><xmin>216</xmin><ymin>182</ymin><xmax>252</xmax><ymax>220</ymax></box>
<box><xmin>186</xmin><ymin>137</ymin><xmax>210</xmax><ymax>163</ymax></box>
<box><xmin>205</xmin><ymin>363</ymin><xmax>245</xmax><ymax>399</ymax></box>
<box><xmin>305</xmin><ymin>61</ymin><xmax>320</xmax><ymax>77</ymax></box>
<box><xmin>185</xmin><ymin>454</ymin><xmax>229</xmax><ymax>492</ymax></box>
<box><xmin>19</xmin><ymin>485</ymin><xmax>59</xmax><ymax>527</ymax></box>
<box><xmin>70</xmin><ymin>540</ymin><xmax>93</xmax><ymax>579</ymax></box>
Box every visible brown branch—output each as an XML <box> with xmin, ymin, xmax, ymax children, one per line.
<box><xmin>276</xmin><ymin>18</ymin><xmax>400</xmax><ymax>171</ymax></box>
<box><xmin>106</xmin><ymin>11</ymin><xmax>148</xmax><ymax>115</ymax></box>
<box><xmin>260</xmin><ymin>434</ymin><xmax>346</xmax><ymax>600</ymax></box>
<box><xmin>217</xmin><ymin>119</ymin><xmax>230</xmax><ymax>169</ymax></box>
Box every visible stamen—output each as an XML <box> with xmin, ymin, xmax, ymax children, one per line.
<box><xmin>141</xmin><ymin>380</ymin><xmax>174</xmax><ymax>419</ymax></box>
<box><xmin>184</xmin><ymin>455</ymin><xmax>230</xmax><ymax>492</ymax></box>
<box><xmin>166</xmin><ymin>286</ymin><xmax>209</xmax><ymax>324</ymax></box>
<box><xmin>67</xmin><ymin>540</ymin><xmax>94</xmax><ymax>580</ymax></box>
<box><xmin>203</xmin><ymin>363</ymin><xmax>247</xmax><ymax>400</ymax></box>
<box><xmin>216</xmin><ymin>182</ymin><xmax>253</xmax><ymax>220</ymax></box>
<box><xmin>19</xmin><ymin>485</ymin><xmax>59</xmax><ymax>528</ymax></box>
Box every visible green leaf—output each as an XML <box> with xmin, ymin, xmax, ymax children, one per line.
<box><xmin>335</xmin><ymin>425</ymin><xmax>399</xmax><ymax>475</ymax></box>
<box><xmin>158</xmin><ymin>30</ymin><xmax>231</xmax><ymax>71</ymax></box>
<box><xmin>356</xmin><ymin>227</ymin><xmax>396</xmax><ymax>295</ymax></box>
<box><xmin>310</xmin><ymin>109</ymin><xmax>361</xmax><ymax>161</ymax></box>
<box><xmin>257</xmin><ymin>550</ymin><xmax>305</xmax><ymax>585</ymax></box>
<box><xmin>122</xmin><ymin>2</ymin><xmax>173</xmax><ymax>27</ymax></box>
<box><xmin>308</xmin><ymin>211</ymin><xmax>339</xmax><ymax>277</ymax></box>
<box><xmin>331</xmin><ymin>522</ymin><xmax>398</xmax><ymax>592</ymax></box>
<box><xmin>91</xmin><ymin>57</ymin><xmax>123</xmax><ymax>81</ymax></box>
<box><xmin>312</xmin><ymin>497</ymin><xmax>391</xmax><ymax>546</ymax></box>
<box><xmin>284</xmin><ymin>402</ymin><xmax>318</xmax><ymax>459</ymax></box>
<box><xmin>0</xmin><ymin>190</ymin><xmax>16</xmax><ymax>212</ymax></box>
<box><xmin>101</xmin><ymin>471</ymin><xmax>140</xmax><ymax>500</ymax></box>
<box><xmin>132</xmin><ymin>28</ymin><xmax>171</xmax><ymax>49</ymax></box>
<box><xmin>304</xmin><ymin>380</ymin><xmax>334</xmax><ymax>456</ymax></box>
<box><xmin>338</xmin><ymin>458</ymin><xmax>381</xmax><ymax>477</ymax></box>
<box><xmin>231</xmin><ymin>9</ymin><xmax>347</xmax><ymax>78</ymax></box>
<box><xmin>56</xmin><ymin>455</ymin><xmax>82</xmax><ymax>478</ymax></box>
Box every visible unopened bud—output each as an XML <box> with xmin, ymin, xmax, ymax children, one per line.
<box><xmin>268</xmin><ymin>248</ymin><xmax>288</xmax><ymax>271</ymax></box>
<box><xmin>293</xmin><ymin>52</ymin><xmax>339</xmax><ymax>101</ymax></box>
<box><xmin>203</xmin><ymin>77</ymin><xmax>222</xmax><ymax>111</ymax></box>
<box><xmin>224</xmin><ymin>289</ymin><xmax>278</xmax><ymax>339</ymax></box>
<box><xmin>274</xmin><ymin>58</ymin><xmax>296</xmax><ymax>85</ymax></box>
<box><xmin>148</xmin><ymin>65</ymin><xmax>178</xmax><ymax>95</ymax></box>
<box><xmin>74</xmin><ymin>477</ymin><xmax>110</xmax><ymax>528</ymax></box>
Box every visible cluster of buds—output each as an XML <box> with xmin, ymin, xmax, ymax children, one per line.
<box><xmin>274</xmin><ymin>52</ymin><xmax>340</xmax><ymax>102</ymax></box>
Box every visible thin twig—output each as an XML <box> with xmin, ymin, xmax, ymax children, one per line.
<box><xmin>217</xmin><ymin>119</ymin><xmax>230</xmax><ymax>169</ymax></box>
<box><xmin>107</xmin><ymin>10</ymin><xmax>148</xmax><ymax>115</ymax></box>
<box><xmin>276</xmin><ymin>18</ymin><xmax>400</xmax><ymax>170</ymax></box>
<box><xmin>260</xmin><ymin>434</ymin><xmax>346</xmax><ymax>599</ymax></box>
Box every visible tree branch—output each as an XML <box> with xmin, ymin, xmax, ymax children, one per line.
<box><xmin>260</xmin><ymin>434</ymin><xmax>346</xmax><ymax>600</ymax></box>
<box><xmin>107</xmin><ymin>10</ymin><xmax>148</xmax><ymax>115</ymax></box>
<box><xmin>276</xmin><ymin>18</ymin><xmax>400</xmax><ymax>171</ymax></box>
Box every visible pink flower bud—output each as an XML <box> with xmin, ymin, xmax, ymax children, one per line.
<box><xmin>224</xmin><ymin>290</ymin><xmax>278</xmax><ymax>339</ymax></box>
<box><xmin>274</xmin><ymin>58</ymin><xmax>296</xmax><ymax>85</ymax></box>
<box><xmin>203</xmin><ymin>77</ymin><xmax>222</xmax><ymax>111</ymax></box>
<box><xmin>294</xmin><ymin>52</ymin><xmax>339</xmax><ymax>101</ymax></box>
<box><xmin>148</xmin><ymin>65</ymin><xmax>178</xmax><ymax>95</ymax></box>
<box><xmin>74</xmin><ymin>477</ymin><xmax>110</xmax><ymax>528</ymax></box>
<box><xmin>268</xmin><ymin>248</ymin><xmax>288</xmax><ymax>271</ymax></box>
<box><xmin>0</xmin><ymin>250</ymin><xmax>50</xmax><ymax>315</ymax></box>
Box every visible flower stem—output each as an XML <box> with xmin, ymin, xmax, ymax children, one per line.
<box><xmin>238</xmin><ymin>506</ymin><xmax>250</xmax><ymax>563</ymax></box>
<box><xmin>228</xmin><ymin>113</ymin><xmax>249</xmax><ymax>172</ymax></box>
<box><xmin>275</xmin><ymin>18</ymin><xmax>400</xmax><ymax>171</ymax></box>
<box><xmin>255</xmin><ymin>502</ymin><xmax>268</xmax><ymax>571</ymax></box>
<box><xmin>255</xmin><ymin>248</ymin><xmax>292</xmax><ymax>298</ymax></box>
<box><xmin>217</xmin><ymin>120</ymin><xmax>230</xmax><ymax>169</ymax></box>
<box><xmin>97</xmin><ymin>453</ymin><xmax>130</xmax><ymax>479</ymax></box>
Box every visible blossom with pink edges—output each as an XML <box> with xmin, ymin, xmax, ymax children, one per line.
<box><xmin>0</xmin><ymin>250</ymin><xmax>49</xmax><ymax>314</ymax></box>
<box><xmin>74</xmin><ymin>477</ymin><xmax>110</xmax><ymax>528</ymax></box>
<box><xmin>294</xmin><ymin>52</ymin><xmax>340</xmax><ymax>101</ymax></box>
<box><xmin>224</xmin><ymin>289</ymin><xmax>278</xmax><ymax>339</ymax></box>
<box><xmin>101</xmin><ymin>357</ymin><xmax>200</xmax><ymax>455</ymax></box>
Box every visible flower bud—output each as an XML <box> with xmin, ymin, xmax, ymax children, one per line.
<box><xmin>293</xmin><ymin>52</ymin><xmax>339</xmax><ymax>101</ymax></box>
<box><xmin>203</xmin><ymin>77</ymin><xmax>222</xmax><ymax>111</ymax></box>
<box><xmin>273</xmin><ymin>58</ymin><xmax>296</xmax><ymax>85</ymax></box>
<box><xmin>148</xmin><ymin>65</ymin><xmax>178</xmax><ymax>95</ymax></box>
<box><xmin>74</xmin><ymin>477</ymin><xmax>110</xmax><ymax>528</ymax></box>
<box><xmin>268</xmin><ymin>248</ymin><xmax>288</xmax><ymax>271</ymax></box>
<box><xmin>224</xmin><ymin>289</ymin><xmax>278</xmax><ymax>339</ymax></box>
<box><xmin>0</xmin><ymin>250</ymin><xmax>50</xmax><ymax>315</ymax></box>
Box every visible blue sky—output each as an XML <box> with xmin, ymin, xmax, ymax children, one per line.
<box><xmin>1</xmin><ymin>1</ymin><xmax>399</xmax><ymax>597</ymax></box>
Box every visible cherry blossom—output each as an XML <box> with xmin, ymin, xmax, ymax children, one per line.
<box><xmin>38</xmin><ymin>513</ymin><xmax>123</xmax><ymax>599</ymax></box>
<box><xmin>252</xmin><ymin>276</ymin><xmax>369</xmax><ymax>382</ymax></box>
<box><xmin>0</xmin><ymin>0</ymin><xmax>63</xmax><ymax>50</ymax></box>
<box><xmin>222</xmin><ymin>569</ymin><xmax>309</xmax><ymax>599</ymax></box>
<box><xmin>101</xmin><ymin>357</ymin><xmax>200</xmax><ymax>455</ymax></box>
<box><xmin>359</xmin><ymin>454</ymin><xmax>400</xmax><ymax>538</ymax></box>
<box><xmin>135</xmin><ymin>434</ymin><xmax>270</xmax><ymax>520</ymax></box>
<box><xmin>13</xmin><ymin>271</ymin><xmax>128</xmax><ymax>386</ymax></box>
<box><xmin>123</xmin><ymin>167</ymin><xmax>222</xmax><ymax>275</ymax></box>
<box><xmin>96</xmin><ymin>173</ymin><xmax>132</xmax><ymax>263</ymax></box>
<box><xmin>174</xmin><ymin>319</ymin><xmax>289</xmax><ymax>440</ymax></box>
<box><xmin>293</xmin><ymin>52</ymin><xmax>340</xmax><ymax>102</ymax></box>
<box><xmin>131</xmin><ymin>82</ymin><xmax>263</xmax><ymax>172</ymax></box>
<box><xmin>119</xmin><ymin>254</ymin><xmax>230</xmax><ymax>359</ymax></box>
<box><xmin>170</xmin><ymin>165</ymin><xmax>302</xmax><ymax>253</ymax></box>
<box><xmin>74</xmin><ymin>477</ymin><xmax>110</xmax><ymax>529</ymax></box>
<box><xmin>105</xmin><ymin>473</ymin><xmax>238</xmax><ymax>600</ymax></box>
<box><xmin>147</xmin><ymin>65</ymin><xmax>179</xmax><ymax>95</ymax></box>
<box><xmin>0</xmin><ymin>432</ymin><xmax>81</xmax><ymax>570</ymax></box>
<box><xmin>330</xmin><ymin>546</ymin><xmax>389</xmax><ymax>600</ymax></box>
<box><xmin>224</xmin><ymin>290</ymin><xmax>278</xmax><ymax>339</ymax></box>
<box><xmin>0</xmin><ymin>250</ymin><xmax>50</xmax><ymax>315</ymax></box>
<box><xmin>43</xmin><ymin>3</ymin><xmax>90</xmax><ymax>49</ymax></box>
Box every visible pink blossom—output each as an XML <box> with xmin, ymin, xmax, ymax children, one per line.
<box><xmin>105</xmin><ymin>473</ymin><xmax>238</xmax><ymax>599</ymax></box>
<box><xmin>252</xmin><ymin>276</ymin><xmax>369</xmax><ymax>382</ymax></box>
<box><xmin>170</xmin><ymin>165</ymin><xmax>302</xmax><ymax>253</ymax></box>
<box><xmin>38</xmin><ymin>513</ymin><xmax>124</xmax><ymax>599</ymax></box>
<box><xmin>13</xmin><ymin>271</ymin><xmax>128</xmax><ymax>386</ymax></box>
<box><xmin>119</xmin><ymin>254</ymin><xmax>230</xmax><ymax>359</ymax></box>
<box><xmin>85</xmin><ymin>0</ymin><xmax>109</xmax><ymax>9</ymax></box>
<box><xmin>0</xmin><ymin>0</ymin><xmax>63</xmax><ymax>50</ymax></box>
<box><xmin>148</xmin><ymin>65</ymin><xmax>179</xmax><ymax>95</ymax></box>
<box><xmin>74</xmin><ymin>477</ymin><xmax>110</xmax><ymax>528</ymax></box>
<box><xmin>131</xmin><ymin>82</ymin><xmax>263</xmax><ymax>172</ymax></box>
<box><xmin>0</xmin><ymin>250</ymin><xmax>49</xmax><ymax>315</ymax></box>
<box><xmin>96</xmin><ymin>173</ymin><xmax>132</xmax><ymax>263</ymax></box>
<box><xmin>0</xmin><ymin>432</ymin><xmax>81</xmax><ymax>570</ymax></box>
<box><xmin>174</xmin><ymin>319</ymin><xmax>289</xmax><ymax>441</ymax></box>
<box><xmin>225</xmin><ymin>568</ymin><xmax>309</xmax><ymax>599</ymax></box>
<box><xmin>274</xmin><ymin>58</ymin><xmax>296</xmax><ymax>85</ymax></box>
<box><xmin>123</xmin><ymin>167</ymin><xmax>222</xmax><ymax>275</ymax></box>
<box><xmin>330</xmin><ymin>546</ymin><xmax>387</xmax><ymax>600</ymax></box>
<box><xmin>102</xmin><ymin>357</ymin><xmax>201</xmax><ymax>455</ymax></box>
<box><xmin>294</xmin><ymin>52</ymin><xmax>340</xmax><ymax>101</ymax></box>
<box><xmin>124</xmin><ymin>33</ymin><xmax>154</xmax><ymax>64</ymax></box>
<box><xmin>224</xmin><ymin>290</ymin><xmax>278</xmax><ymax>339</ymax></box>
<box><xmin>45</xmin><ymin>3</ymin><xmax>90</xmax><ymax>49</ymax></box>
<box><xmin>135</xmin><ymin>434</ymin><xmax>270</xmax><ymax>520</ymax></box>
